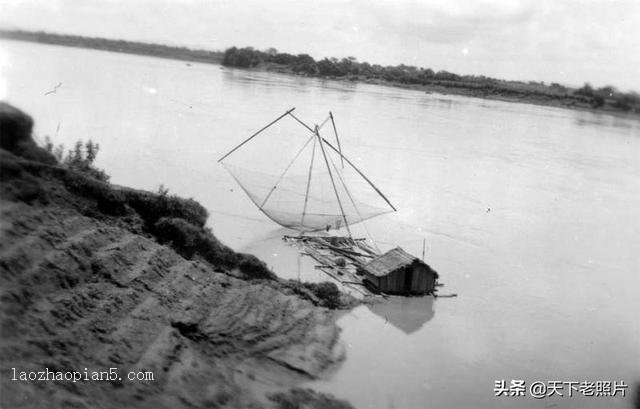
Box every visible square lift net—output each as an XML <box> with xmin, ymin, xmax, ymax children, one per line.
<box><xmin>219</xmin><ymin>108</ymin><xmax>396</xmax><ymax>234</ymax></box>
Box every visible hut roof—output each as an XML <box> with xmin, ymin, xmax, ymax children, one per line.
<box><xmin>362</xmin><ymin>247</ymin><xmax>423</xmax><ymax>277</ymax></box>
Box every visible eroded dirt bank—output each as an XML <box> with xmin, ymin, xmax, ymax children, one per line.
<box><xmin>0</xmin><ymin>103</ymin><xmax>352</xmax><ymax>409</ymax></box>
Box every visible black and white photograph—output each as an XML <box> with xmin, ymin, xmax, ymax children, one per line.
<box><xmin>0</xmin><ymin>1</ymin><xmax>639</xmax><ymax>408</ymax></box>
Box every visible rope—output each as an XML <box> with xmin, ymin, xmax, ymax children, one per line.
<box><xmin>327</xmin><ymin>147</ymin><xmax>382</xmax><ymax>253</ymax></box>
<box><xmin>316</xmin><ymin>127</ymin><xmax>352</xmax><ymax>237</ymax></box>
<box><xmin>259</xmin><ymin>133</ymin><xmax>315</xmax><ymax>209</ymax></box>
<box><xmin>317</xmin><ymin>115</ymin><xmax>332</xmax><ymax>130</ymax></box>
<box><xmin>300</xmin><ymin>137</ymin><xmax>317</xmax><ymax>227</ymax></box>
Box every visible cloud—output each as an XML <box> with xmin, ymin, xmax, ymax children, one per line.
<box><xmin>359</xmin><ymin>0</ymin><xmax>537</xmax><ymax>45</ymax></box>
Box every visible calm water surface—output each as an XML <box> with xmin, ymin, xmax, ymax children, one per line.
<box><xmin>2</xmin><ymin>41</ymin><xmax>639</xmax><ymax>408</ymax></box>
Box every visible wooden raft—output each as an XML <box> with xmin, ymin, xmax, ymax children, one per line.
<box><xmin>283</xmin><ymin>235</ymin><xmax>381</xmax><ymax>297</ymax></box>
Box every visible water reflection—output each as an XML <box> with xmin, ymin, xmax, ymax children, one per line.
<box><xmin>316</xmin><ymin>78</ymin><xmax>359</xmax><ymax>94</ymax></box>
<box><xmin>367</xmin><ymin>295</ymin><xmax>435</xmax><ymax>334</ymax></box>
<box><xmin>220</xmin><ymin>68</ymin><xmax>313</xmax><ymax>94</ymax></box>
<box><xmin>573</xmin><ymin>110</ymin><xmax>637</xmax><ymax>131</ymax></box>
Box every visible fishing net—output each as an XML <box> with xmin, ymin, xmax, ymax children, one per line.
<box><xmin>220</xmin><ymin>111</ymin><xmax>395</xmax><ymax>232</ymax></box>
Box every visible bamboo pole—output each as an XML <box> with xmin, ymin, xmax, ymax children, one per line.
<box><xmin>329</xmin><ymin>112</ymin><xmax>344</xmax><ymax>168</ymax></box>
<box><xmin>300</xmin><ymin>137</ymin><xmax>317</xmax><ymax>227</ymax></box>
<box><xmin>318</xmin><ymin>244</ymin><xmax>374</xmax><ymax>259</ymax></box>
<box><xmin>329</xmin><ymin>153</ymin><xmax>360</xmax><ymax>220</ymax></box>
<box><xmin>218</xmin><ymin>107</ymin><xmax>295</xmax><ymax>162</ymax></box>
<box><xmin>316</xmin><ymin>126</ymin><xmax>352</xmax><ymax>237</ymax></box>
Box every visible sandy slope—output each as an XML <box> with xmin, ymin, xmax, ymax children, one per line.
<box><xmin>0</xmin><ymin>198</ymin><xmax>342</xmax><ymax>408</ymax></box>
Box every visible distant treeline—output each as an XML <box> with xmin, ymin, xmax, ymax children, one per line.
<box><xmin>0</xmin><ymin>29</ymin><xmax>223</xmax><ymax>65</ymax></box>
<box><xmin>223</xmin><ymin>46</ymin><xmax>640</xmax><ymax>113</ymax></box>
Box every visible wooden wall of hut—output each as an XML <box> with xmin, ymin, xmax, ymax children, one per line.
<box><xmin>366</xmin><ymin>262</ymin><xmax>436</xmax><ymax>295</ymax></box>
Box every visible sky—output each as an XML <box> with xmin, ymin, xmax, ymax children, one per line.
<box><xmin>1</xmin><ymin>0</ymin><xmax>639</xmax><ymax>91</ymax></box>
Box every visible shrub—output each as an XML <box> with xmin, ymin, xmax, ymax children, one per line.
<box><xmin>0</xmin><ymin>102</ymin><xmax>57</xmax><ymax>165</ymax></box>
<box><xmin>43</xmin><ymin>138</ymin><xmax>110</xmax><ymax>182</ymax></box>
<box><xmin>284</xmin><ymin>281</ymin><xmax>343</xmax><ymax>309</ymax></box>
<box><xmin>237</xmin><ymin>254</ymin><xmax>276</xmax><ymax>280</ymax></box>
<box><xmin>153</xmin><ymin>217</ymin><xmax>275</xmax><ymax>278</ymax></box>
<box><xmin>0</xmin><ymin>151</ymin><xmax>23</xmax><ymax>178</ymax></box>
<box><xmin>152</xmin><ymin>217</ymin><xmax>224</xmax><ymax>260</ymax></box>
<box><xmin>17</xmin><ymin>143</ymin><xmax>58</xmax><ymax>164</ymax></box>
<box><xmin>0</xmin><ymin>155</ymin><xmax>47</xmax><ymax>204</ymax></box>
<box><xmin>122</xmin><ymin>189</ymin><xmax>209</xmax><ymax>228</ymax></box>
<box><xmin>11</xmin><ymin>173</ymin><xmax>47</xmax><ymax>203</ymax></box>
<box><xmin>0</xmin><ymin>102</ymin><xmax>33</xmax><ymax>151</ymax></box>
<box><xmin>152</xmin><ymin>217</ymin><xmax>202</xmax><ymax>257</ymax></box>
<box><xmin>152</xmin><ymin>217</ymin><xmax>277</xmax><ymax>280</ymax></box>
<box><xmin>305</xmin><ymin>282</ymin><xmax>341</xmax><ymax>309</ymax></box>
<box><xmin>222</xmin><ymin>46</ymin><xmax>265</xmax><ymax>68</ymax></box>
<box><xmin>61</xmin><ymin>171</ymin><xmax>127</xmax><ymax>215</ymax></box>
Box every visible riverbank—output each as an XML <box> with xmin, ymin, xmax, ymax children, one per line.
<box><xmin>0</xmin><ymin>102</ymin><xmax>353</xmax><ymax>409</ymax></box>
<box><xmin>254</xmin><ymin>61</ymin><xmax>640</xmax><ymax>118</ymax></box>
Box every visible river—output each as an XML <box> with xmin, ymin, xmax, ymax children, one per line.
<box><xmin>2</xmin><ymin>40</ymin><xmax>639</xmax><ymax>409</ymax></box>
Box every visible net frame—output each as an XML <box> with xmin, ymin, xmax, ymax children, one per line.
<box><xmin>218</xmin><ymin>108</ymin><xmax>396</xmax><ymax>233</ymax></box>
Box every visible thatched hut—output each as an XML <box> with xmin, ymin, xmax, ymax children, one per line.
<box><xmin>359</xmin><ymin>247</ymin><xmax>438</xmax><ymax>295</ymax></box>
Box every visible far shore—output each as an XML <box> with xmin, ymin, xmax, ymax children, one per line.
<box><xmin>257</xmin><ymin>63</ymin><xmax>640</xmax><ymax>118</ymax></box>
<box><xmin>0</xmin><ymin>29</ymin><xmax>223</xmax><ymax>65</ymax></box>
<box><xmin>2</xmin><ymin>29</ymin><xmax>638</xmax><ymax>118</ymax></box>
